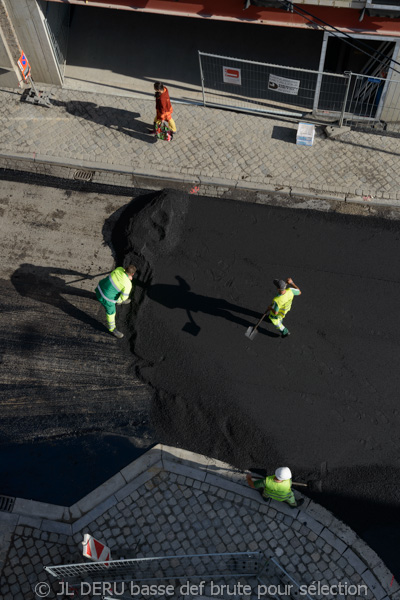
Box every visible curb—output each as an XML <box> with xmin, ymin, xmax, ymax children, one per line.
<box><xmin>0</xmin><ymin>444</ymin><xmax>398</xmax><ymax>598</ymax></box>
<box><xmin>1</xmin><ymin>152</ymin><xmax>400</xmax><ymax>213</ymax></box>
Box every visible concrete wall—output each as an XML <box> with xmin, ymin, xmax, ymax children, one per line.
<box><xmin>380</xmin><ymin>45</ymin><xmax>400</xmax><ymax>123</ymax></box>
<box><xmin>0</xmin><ymin>0</ymin><xmax>23</xmax><ymax>88</ymax></box>
<box><xmin>0</xmin><ymin>34</ymin><xmax>19</xmax><ymax>88</ymax></box>
<box><xmin>4</xmin><ymin>0</ymin><xmax>62</xmax><ymax>86</ymax></box>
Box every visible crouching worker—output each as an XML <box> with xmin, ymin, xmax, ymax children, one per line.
<box><xmin>96</xmin><ymin>265</ymin><xmax>136</xmax><ymax>339</ymax></box>
<box><xmin>246</xmin><ymin>467</ymin><xmax>304</xmax><ymax>509</ymax></box>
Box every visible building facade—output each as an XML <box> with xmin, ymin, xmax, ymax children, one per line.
<box><xmin>1</xmin><ymin>0</ymin><xmax>400</xmax><ymax>123</ymax></box>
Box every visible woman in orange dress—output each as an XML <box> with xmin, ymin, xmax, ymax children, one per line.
<box><xmin>153</xmin><ymin>81</ymin><xmax>177</xmax><ymax>137</ymax></box>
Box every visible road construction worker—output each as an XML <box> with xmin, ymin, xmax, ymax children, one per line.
<box><xmin>95</xmin><ymin>265</ymin><xmax>136</xmax><ymax>339</ymax></box>
<box><xmin>267</xmin><ymin>277</ymin><xmax>301</xmax><ymax>337</ymax></box>
<box><xmin>246</xmin><ymin>467</ymin><xmax>304</xmax><ymax>509</ymax></box>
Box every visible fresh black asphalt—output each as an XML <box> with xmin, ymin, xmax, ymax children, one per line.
<box><xmin>2</xmin><ymin>184</ymin><xmax>399</xmax><ymax>577</ymax></box>
<box><xmin>114</xmin><ymin>190</ymin><xmax>400</xmax><ymax>577</ymax></box>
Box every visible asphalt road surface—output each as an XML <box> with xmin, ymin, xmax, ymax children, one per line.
<box><xmin>114</xmin><ymin>189</ymin><xmax>400</xmax><ymax>577</ymax></box>
<box><xmin>0</xmin><ymin>176</ymin><xmax>154</xmax><ymax>503</ymax></box>
<box><xmin>1</xmin><ymin>177</ymin><xmax>399</xmax><ymax>576</ymax></box>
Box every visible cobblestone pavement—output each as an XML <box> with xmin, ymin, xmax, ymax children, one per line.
<box><xmin>0</xmin><ymin>447</ymin><xmax>398</xmax><ymax>600</ymax></box>
<box><xmin>0</xmin><ymin>87</ymin><xmax>400</xmax><ymax>203</ymax></box>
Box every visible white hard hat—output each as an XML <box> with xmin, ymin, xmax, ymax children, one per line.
<box><xmin>275</xmin><ymin>467</ymin><xmax>292</xmax><ymax>481</ymax></box>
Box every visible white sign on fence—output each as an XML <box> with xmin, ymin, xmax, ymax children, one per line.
<box><xmin>223</xmin><ymin>66</ymin><xmax>242</xmax><ymax>85</ymax></box>
<box><xmin>268</xmin><ymin>74</ymin><xmax>300</xmax><ymax>96</ymax></box>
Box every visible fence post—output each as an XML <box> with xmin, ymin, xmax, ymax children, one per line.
<box><xmin>198</xmin><ymin>51</ymin><xmax>206</xmax><ymax>107</ymax></box>
<box><xmin>339</xmin><ymin>71</ymin><xmax>352</xmax><ymax>128</ymax></box>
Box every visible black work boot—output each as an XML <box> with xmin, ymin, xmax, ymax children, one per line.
<box><xmin>288</xmin><ymin>498</ymin><xmax>304</xmax><ymax>509</ymax></box>
<box><xmin>111</xmin><ymin>329</ymin><xmax>124</xmax><ymax>339</ymax></box>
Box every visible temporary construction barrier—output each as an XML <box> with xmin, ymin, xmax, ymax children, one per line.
<box><xmin>82</xmin><ymin>533</ymin><xmax>111</xmax><ymax>566</ymax></box>
<box><xmin>198</xmin><ymin>51</ymin><xmax>400</xmax><ymax>133</ymax></box>
<box><xmin>44</xmin><ymin>551</ymin><xmax>314</xmax><ymax>600</ymax></box>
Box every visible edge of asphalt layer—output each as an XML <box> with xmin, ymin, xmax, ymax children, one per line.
<box><xmin>0</xmin><ymin>444</ymin><xmax>398</xmax><ymax>599</ymax></box>
<box><xmin>1</xmin><ymin>152</ymin><xmax>400</xmax><ymax>216</ymax></box>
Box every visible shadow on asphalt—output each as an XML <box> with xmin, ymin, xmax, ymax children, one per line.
<box><xmin>11</xmin><ymin>264</ymin><xmax>106</xmax><ymax>334</ymax></box>
<box><xmin>0</xmin><ymin>434</ymin><xmax>153</xmax><ymax>506</ymax></box>
<box><xmin>144</xmin><ymin>275</ymin><xmax>279</xmax><ymax>337</ymax></box>
<box><xmin>308</xmin><ymin>489</ymin><xmax>400</xmax><ymax>580</ymax></box>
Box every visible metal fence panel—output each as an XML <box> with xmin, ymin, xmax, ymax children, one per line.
<box><xmin>45</xmin><ymin>551</ymin><xmax>264</xmax><ymax>584</ymax></box>
<box><xmin>199</xmin><ymin>51</ymin><xmax>347</xmax><ymax>118</ymax></box>
<box><xmin>199</xmin><ymin>52</ymin><xmax>400</xmax><ymax>132</ymax></box>
<box><xmin>343</xmin><ymin>73</ymin><xmax>400</xmax><ymax>132</ymax></box>
<box><xmin>258</xmin><ymin>557</ymin><xmax>314</xmax><ymax>600</ymax></box>
<box><xmin>317</xmin><ymin>72</ymin><xmax>350</xmax><ymax>114</ymax></box>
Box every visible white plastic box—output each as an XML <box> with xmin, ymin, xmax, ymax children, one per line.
<box><xmin>296</xmin><ymin>122</ymin><xmax>315</xmax><ymax>146</ymax></box>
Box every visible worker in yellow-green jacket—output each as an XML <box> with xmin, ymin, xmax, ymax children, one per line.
<box><xmin>247</xmin><ymin>467</ymin><xmax>304</xmax><ymax>509</ymax></box>
<box><xmin>95</xmin><ymin>265</ymin><xmax>136</xmax><ymax>338</ymax></box>
<box><xmin>267</xmin><ymin>277</ymin><xmax>301</xmax><ymax>338</ymax></box>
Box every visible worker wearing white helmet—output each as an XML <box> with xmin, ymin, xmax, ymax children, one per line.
<box><xmin>246</xmin><ymin>467</ymin><xmax>304</xmax><ymax>509</ymax></box>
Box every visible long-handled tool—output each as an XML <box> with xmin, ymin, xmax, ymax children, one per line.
<box><xmin>245</xmin><ymin>311</ymin><xmax>269</xmax><ymax>341</ymax></box>
<box><xmin>67</xmin><ymin>271</ymin><xmax>110</xmax><ymax>285</ymax></box>
<box><xmin>292</xmin><ymin>480</ymin><xmax>323</xmax><ymax>492</ymax></box>
<box><xmin>247</xmin><ymin>474</ymin><xmax>322</xmax><ymax>493</ymax></box>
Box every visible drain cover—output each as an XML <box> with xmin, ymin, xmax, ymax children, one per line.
<box><xmin>73</xmin><ymin>170</ymin><xmax>95</xmax><ymax>182</ymax></box>
<box><xmin>0</xmin><ymin>495</ymin><xmax>15</xmax><ymax>512</ymax></box>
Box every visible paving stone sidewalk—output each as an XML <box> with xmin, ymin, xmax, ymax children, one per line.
<box><xmin>0</xmin><ymin>446</ymin><xmax>398</xmax><ymax>600</ymax></box>
<box><xmin>0</xmin><ymin>87</ymin><xmax>400</xmax><ymax>204</ymax></box>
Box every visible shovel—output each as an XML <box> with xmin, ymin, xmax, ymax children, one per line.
<box><xmin>245</xmin><ymin>311</ymin><xmax>269</xmax><ymax>341</ymax></box>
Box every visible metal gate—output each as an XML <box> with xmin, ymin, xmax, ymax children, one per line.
<box><xmin>38</xmin><ymin>0</ymin><xmax>70</xmax><ymax>81</ymax></box>
<box><xmin>198</xmin><ymin>51</ymin><xmax>400</xmax><ymax>131</ymax></box>
<box><xmin>342</xmin><ymin>72</ymin><xmax>400</xmax><ymax>133</ymax></box>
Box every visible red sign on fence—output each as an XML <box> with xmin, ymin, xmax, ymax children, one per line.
<box><xmin>223</xmin><ymin>66</ymin><xmax>242</xmax><ymax>85</ymax></box>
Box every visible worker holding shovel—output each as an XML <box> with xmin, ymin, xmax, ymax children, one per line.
<box><xmin>246</xmin><ymin>467</ymin><xmax>304</xmax><ymax>509</ymax></box>
<box><xmin>267</xmin><ymin>277</ymin><xmax>301</xmax><ymax>338</ymax></box>
<box><xmin>245</xmin><ymin>277</ymin><xmax>301</xmax><ymax>340</ymax></box>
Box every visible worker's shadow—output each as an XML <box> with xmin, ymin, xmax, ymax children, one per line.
<box><xmin>141</xmin><ymin>275</ymin><xmax>278</xmax><ymax>337</ymax></box>
<box><xmin>52</xmin><ymin>100</ymin><xmax>157</xmax><ymax>144</ymax></box>
<box><xmin>11</xmin><ymin>264</ymin><xmax>105</xmax><ymax>333</ymax></box>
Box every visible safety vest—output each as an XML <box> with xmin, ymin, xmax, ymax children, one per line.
<box><xmin>272</xmin><ymin>288</ymin><xmax>294</xmax><ymax>318</ymax></box>
<box><xmin>262</xmin><ymin>476</ymin><xmax>293</xmax><ymax>501</ymax></box>
<box><xmin>97</xmin><ymin>267</ymin><xmax>132</xmax><ymax>304</ymax></box>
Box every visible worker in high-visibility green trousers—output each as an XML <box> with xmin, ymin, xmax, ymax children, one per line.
<box><xmin>267</xmin><ymin>277</ymin><xmax>301</xmax><ymax>338</ymax></box>
<box><xmin>246</xmin><ymin>467</ymin><xmax>304</xmax><ymax>509</ymax></box>
<box><xmin>95</xmin><ymin>265</ymin><xmax>136</xmax><ymax>338</ymax></box>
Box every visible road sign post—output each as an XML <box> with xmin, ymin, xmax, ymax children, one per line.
<box><xmin>17</xmin><ymin>51</ymin><xmax>52</xmax><ymax>107</ymax></box>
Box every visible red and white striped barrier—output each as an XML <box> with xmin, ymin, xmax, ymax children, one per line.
<box><xmin>82</xmin><ymin>534</ymin><xmax>111</xmax><ymax>566</ymax></box>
